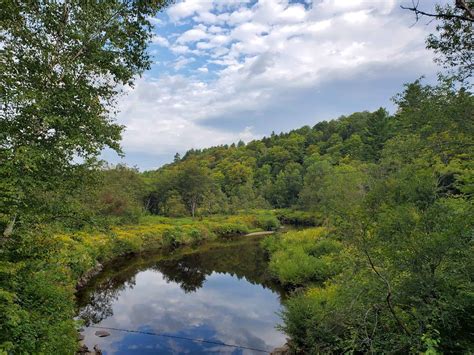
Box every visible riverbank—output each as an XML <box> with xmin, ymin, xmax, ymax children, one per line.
<box><xmin>73</xmin><ymin>213</ymin><xmax>280</xmax><ymax>288</ymax></box>
<box><xmin>0</xmin><ymin>212</ymin><xmax>280</xmax><ymax>353</ymax></box>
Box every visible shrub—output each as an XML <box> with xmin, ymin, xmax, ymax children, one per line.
<box><xmin>264</xmin><ymin>228</ymin><xmax>343</xmax><ymax>285</ymax></box>
<box><xmin>275</xmin><ymin>209</ymin><xmax>321</xmax><ymax>226</ymax></box>
<box><xmin>254</xmin><ymin>214</ymin><xmax>281</xmax><ymax>231</ymax></box>
<box><xmin>280</xmin><ymin>285</ymin><xmax>346</xmax><ymax>353</ymax></box>
<box><xmin>211</xmin><ymin>223</ymin><xmax>249</xmax><ymax>238</ymax></box>
<box><xmin>162</xmin><ymin>227</ymin><xmax>185</xmax><ymax>247</ymax></box>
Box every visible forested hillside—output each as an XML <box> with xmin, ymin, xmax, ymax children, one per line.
<box><xmin>141</xmin><ymin>107</ymin><xmax>392</xmax><ymax>216</ymax></box>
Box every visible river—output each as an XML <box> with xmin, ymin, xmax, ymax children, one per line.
<box><xmin>76</xmin><ymin>235</ymin><xmax>287</xmax><ymax>354</ymax></box>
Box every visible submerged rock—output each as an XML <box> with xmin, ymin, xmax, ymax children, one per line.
<box><xmin>94</xmin><ymin>330</ymin><xmax>110</xmax><ymax>337</ymax></box>
<box><xmin>76</xmin><ymin>344</ymin><xmax>102</xmax><ymax>355</ymax></box>
<box><xmin>76</xmin><ymin>344</ymin><xmax>89</xmax><ymax>354</ymax></box>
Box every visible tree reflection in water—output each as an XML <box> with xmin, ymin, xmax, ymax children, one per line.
<box><xmin>76</xmin><ymin>236</ymin><xmax>286</xmax><ymax>326</ymax></box>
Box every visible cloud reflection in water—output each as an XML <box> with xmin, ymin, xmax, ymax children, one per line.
<box><xmin>78</xmin><ymin>238</ymin><xmax>287</xmax><ymax>354</ymax></box>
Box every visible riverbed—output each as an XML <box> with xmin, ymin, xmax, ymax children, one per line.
<box><xmin>76</xmin><ymin>235</ymin><xmax>287</xmax><ymax>354</ymax></box>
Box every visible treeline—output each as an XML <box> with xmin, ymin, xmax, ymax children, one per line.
<box><xmin>122</xmin><ymin>107</ymin><xmax>392</xmax><ymax>218</ymax></box>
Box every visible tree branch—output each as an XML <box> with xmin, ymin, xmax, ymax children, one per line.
<box><xmin>456</xmin><ymin>0</ymin><xmax>474</xmax><ymax>20</ymax></box>
<box><xmin>359</xmin><ymin>224</ymin><xmax>411</xmax><ymax>336</ymax></box>
<box><xmin>401</xmin><ymin>0</ymin><xmax>474</xmax><ymax>23</ymax></box>
<box><xmin>362</xmin><ymin>247</ymin><xmax>411</xmax><ymax>336</ymax></box>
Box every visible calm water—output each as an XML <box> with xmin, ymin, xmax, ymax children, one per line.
<box><xmin>76</xmin><ymin>236</ymin><xmax>287</xmax><ymax>354</ymax></box>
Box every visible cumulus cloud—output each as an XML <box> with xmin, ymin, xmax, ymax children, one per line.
<box><xmin>151</xmin><ymin>35</ymin><xmax>169</xmax><ymax>47</ymax></box>
<box><xmin>176</xmin><ymin>27</ymin><xmax>209</xmax><ymax>43</ymax></box>
<box><xmin>117</xmin><ymin>76</ymin><xmax>260</xmax><ymax>156</ymax></box>
<box><xmin>115</xmin><ymin>0</ymin><xmax>440</xmax><ymax>169</ymax></box>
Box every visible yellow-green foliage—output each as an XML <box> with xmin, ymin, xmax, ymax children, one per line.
<box><xmin>264</xmin><ymin>228</ymin><xmax>343</xmax><ymax>285</ymax></box>
<box><xmin>55</xmin><ymin>214</ymin><xmax>271</xmax><ymax>281</ymax></box>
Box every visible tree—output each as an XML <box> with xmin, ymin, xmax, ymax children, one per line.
<box><xmin>176</xmin><ymin>160</ymin><xmax>212</xmax><ymax>217</ymax></box>
<box><xmin>93</xmin><ymin>165</ymin><xmax>146</xmax><ymax>223</ymax></box>
<box><xmin>0</xmin><ymin>0</ymin><xmax>170</xmax><ymax>238</ymax></box>
<box><xmin>361</xmin><ymin>108</ymin><xmax>392</xmax><ymax>161</ymax></box>
<box><xmin>224</xmin><ymin>162</ymin><xmax>253</xmax><ymax>194</ymax></box>
<box><xmin>402</xmin><ymin>0</ymin><xmax>473</xmax><ymax>80</ymax></box>
<box><xmin>281</xmin><ymin>79</ymin><xmax>474</xmax><ymax>353</ymax></box>
<box><xmin>271</xmin><ymin>162</ymin><xmax>303</xmax><ymax>208</ymax></box>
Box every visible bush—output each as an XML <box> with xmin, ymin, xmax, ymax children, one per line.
<box><xmin>264</xmin><ymin>228</ymin><xmax>343</xmax><ymax>285</ymax></box>
<box><xmin>254</xmin><ymin>214</ymin><xmax>281</xmax><ymax>231</ymax></box>
<box><xmin>280</xmin><ymin>285</ymin><xmax>346</xmax><ymax>353</ymax></box>
<box><xmin>275</xmin><ymin>209</ymin><xmax>320</xmax><ymax>226</ymax></box>
<box><xmin>210</xmin><ymin>223</ymin><xmax>249</xmax><ymax>238</ymax></box>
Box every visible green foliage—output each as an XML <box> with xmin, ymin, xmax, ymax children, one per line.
<box><xmin>264</xmin><ymin>228</ymin><xmax>343</xmax><ymax>285</ymax></box>
<box><xmin>279</xmin><ymin>284</ymin><xmax>348</xmax><ymax>353</ymax></box>
<box><xmin>274</xmin><ymin>209</ymin><xmax>320</xmax><ymax>226</ymax></box>
<box><xmin>142</xmin><ymin>106</ymin><xmax>406</xmax><ymax>216</ymax></box>
<box><xmin>87</xmin><ymin>165</ymin><xmax>146</xmax><ymax>224</ymax></box>
<box><xmin>425</xmin><ymin>2</ymin><xmax>474</xmax><ymax>81</ymax></box>
<box><xmin>0</xmin><ymin>0</ymin><xmax>170</xmax><ymax>234</ymax></box>
<box><xmin>210</xmin><ymin>223</ymin><xmax>249</xmax><ymax>238</ymax></box>
<box><xmin>176</xmin><ymin>160</ymin><xmax>213</xmax><ymax>217</ymax></box>
<box><xmin>269</xmin><ymin>79</ymin><xmax>474</xmax><ymax>353</ymax></box>
<box><xmin>254</xmin><ymin>214</ymin><xmax>281</xmax><ymax>231</ymax></box>
<box><xmin>1</xmin><ymin>3</ymin><xmax>472</xmax><ymax>351</ymax></box>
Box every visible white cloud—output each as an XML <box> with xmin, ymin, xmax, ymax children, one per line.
<box><xmin>151</xmin><ymin>35</ymin><xmax>169</xmax><ymax>47</ymax></box>
<box><xmin>174</xmin><ymin>56</ymin><xmax>195</xmax><ymax>70</ymax></box>
<box><xmin>147</xmin><ymin>16</ymin><xmax>164</xmax><ymax>26</ymax></box>
<box><xmin>167</xmin><ymin>0</ymin><xmax>213</xmax><ymax>22</ymax></box>
<box><xmin>117</xmin><ymin>76</ymin><xmax>261</xmax><ymax>155</ymax></box>
<box><xmin>116</xmin><ymin>0</ymin><xmax>439</xmax><ymax>167</ymax></box>
<box><xmin>176</xmin><ymin>27</ymin><xmax>208</xmax><ymax>43</ymax></box>
<box><xmin>170</xmin><ymin>44</ymin><xmax>190</xmax><ymax>54</ymax></box>
<box><xmin>208</xmin><ymin>25</ymin><xmax>225</xmax><ymax>33</ymax></box>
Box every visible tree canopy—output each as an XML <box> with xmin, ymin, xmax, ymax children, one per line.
<box><xmin>0</xmin><ymin>0</ymin><xmax>170</xmax><ymax>237</ymax></box>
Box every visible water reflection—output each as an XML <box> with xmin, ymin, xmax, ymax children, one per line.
<box><xmin>76</xmin><ymin>237</ymin><xmax>287</xmax><ymax>354</ymax></box>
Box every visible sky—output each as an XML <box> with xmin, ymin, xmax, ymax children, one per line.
<box><xmin>104</xmin><ymin>0</ymin><xmax>446</xmax><ymax>170</ymax></box>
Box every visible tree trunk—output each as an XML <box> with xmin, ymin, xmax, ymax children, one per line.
<box><xmin>2</xmin><ymin>215</ymin><xmax>16</xmax><ymax>241</ymax></box>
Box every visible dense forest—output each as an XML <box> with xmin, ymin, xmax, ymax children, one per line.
<box><xmin>1</xmin><ymin>0</ymin><xmax>473</xmax><ymax>354</ymax></box>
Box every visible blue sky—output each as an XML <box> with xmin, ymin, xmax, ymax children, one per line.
<box><xmin>104</xmin><ymin>0</ymin><xmax>445</xmax><ymax>170</ymax></box>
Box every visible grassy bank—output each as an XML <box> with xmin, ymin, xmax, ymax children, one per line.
<box><xmin>262</xmin><ymin>228</ymin><xmax>342</xmax><ymax>287</ymax></box>
<box><xmin>0</xmin><ymin>212</ymin><xmax>279</xmax><ymax>353</ymax></box>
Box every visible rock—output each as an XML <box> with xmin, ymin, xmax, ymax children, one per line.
<box><xmin>77</xmin><ymin>333</ymin><xmax>85</xmax><ymax>341</ymax></box>
<box><xmin>270</xmin><ymin>344</ymin><xmax>290</xmax><ymax>355</ymax></box>
<box><xmin>93</xmin><ymin>345</ymin><xmax>103</xmax><ymax>354</ymax></box>
<box><xmin>76</xmin><ymin>344</ymin><xmax>89</xmax><ymax>354</ymax></box>
<box><xmin>76</xmin><ymin>263</ymin><xmax>103</xmax><ymax>289</ymax></box>
<box><xmin>94</xmin><ymin>330</ymin><xmax>110</xmax><ymax>338</ymax></box>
